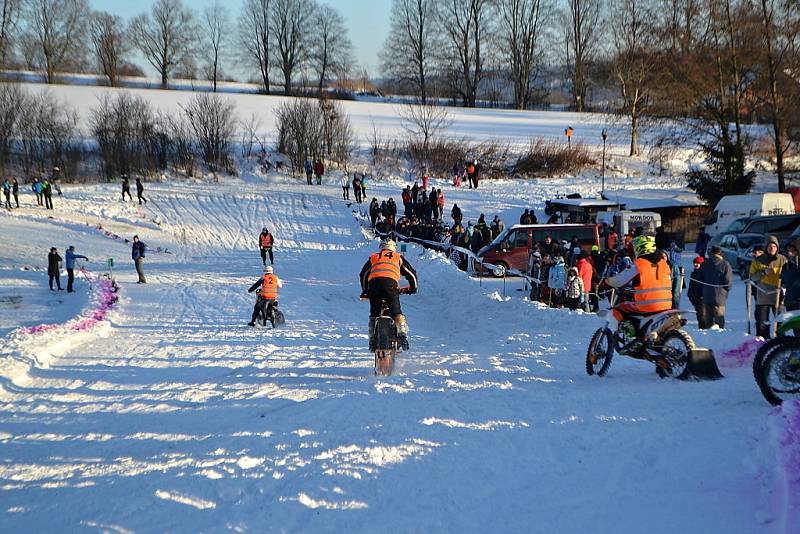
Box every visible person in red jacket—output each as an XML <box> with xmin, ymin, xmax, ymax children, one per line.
<box><xmin>575</xmin><ymin>250</ymin><xmax>594</xmax><ymax>311</ymax></box>
<box><xmin>258</xmin><ymin>227</ymin><xmax>275</xmax><ymax>265</ymax></box>
<box><xmin>313</xmin><ymin>159</ymin><xmax>324</xmax><ymax>185</ymax></box>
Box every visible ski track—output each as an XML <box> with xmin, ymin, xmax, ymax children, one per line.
<box><xmin>0</xmin><ymin>179</ymin><xmax>785</xmax><ymax>532</ymax></box>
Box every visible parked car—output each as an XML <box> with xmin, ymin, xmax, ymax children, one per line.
<box><xmin>709</xmin><ymin>214</ymin><xmax>800</xmax><ymax>250</ymax></box>
<box><xmin>476</xmin><ymin>224</ymin><xmax>601</xmax><ymax>277</ymax></box>
<box><xmin>717</xmin><ymin>233</ymin><xmax>764</xmax><ymax>279</ymax></box>
<box><xmin>705</xmin><ymin>193</ymin><xmax>795</xmax><ymax>237</ymax></box>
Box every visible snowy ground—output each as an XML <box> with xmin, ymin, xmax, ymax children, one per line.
<box><xmin>0</xmin><ymin>171</ymin><xmax>791</xmax><ymax>533</ymax></box>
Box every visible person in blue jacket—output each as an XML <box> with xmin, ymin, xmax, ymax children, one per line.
<box><xmin>65</xmin><ymin>245</ymin><xmax>88</xmax><ymax>293</ymax></box>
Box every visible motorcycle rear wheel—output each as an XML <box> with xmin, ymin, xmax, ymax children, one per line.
<box><xmin>656</xmin><ymin>330</ymin><xmax>694</xmax><ymax>379</ymax></box>
<box><xmin>755</xmin><ymin>337</ymin><xmax>800</xmax><ymax>405</ymax></box>
<box><xmin>586</xmin><ymin>328</ymin><xmax>614</xmax><ymax>377</ymax></box>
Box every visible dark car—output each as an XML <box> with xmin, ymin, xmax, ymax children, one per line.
<box><xmin>717</xmin><ymin>232</ymin><xmax>765</xmax><ymax>279</ymax></box>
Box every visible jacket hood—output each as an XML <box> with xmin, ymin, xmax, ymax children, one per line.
<box><xmin>567</xmin><ymin>267</ymin><xmax>578</xmax><ymax>275</ymax></box>
<box><xmin>767</xmin><ymin>235</ymin><xmax>780</xmax><ymax>247</ymax></box>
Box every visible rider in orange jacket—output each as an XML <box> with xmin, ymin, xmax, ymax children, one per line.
<box><xmin>248</xmin><ymin>265</ymin><xmax>282</xmax><ymax>326</ymax></box>
<box><xmin>359</xmin><ymin>239</ymin><xmax>418</xmax><ymax>350</ymax></box>
<box><xmin>604</xmin><ymin>235</ymin><xmax>673</xmax><ymax>336</ymax></box>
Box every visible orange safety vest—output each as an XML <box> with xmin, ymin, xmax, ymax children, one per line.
<box><xmin>368</xmin><ymin>250</ymin><xmax>401</xmax><ymax>283</ymax></box>
<box><xmin>630</xmin><ymin>257</ymin><xmax>672</xmax><ymax>312</ymax></box>
<box><xmin>260</xmin><ymin>274</ymin><xmax>279</xmax><ymax>299</ymax></box>
<box><xmin>260</xmin><ymin>233</ymin><xmax>273</xmax><ymax>248</ymax></box>
<box><xmin>467</xmin><ymin>164</ymin><xmax>475</xmax><ymax>174</ymax></box>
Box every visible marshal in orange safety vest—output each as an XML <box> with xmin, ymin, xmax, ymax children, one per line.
<box><xmin>259</xmin><ymin>232</ymin><xmax>274</xmax><ymax>248</ymax></box>
<box><xmin>605</xmin><ymin>236</ymin><xmax>673</xmax><ymax>321</ymax></box>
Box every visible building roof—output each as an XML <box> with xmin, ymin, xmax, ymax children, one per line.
<box><xmin>601</xmin><ymin>189</ymin><xmax>707</xmax><ymax>209</ymax></box>
<box><xmin>549</xmin><ymin>198</ymin><xmax>624</xmax><ymax>208</ymax></box>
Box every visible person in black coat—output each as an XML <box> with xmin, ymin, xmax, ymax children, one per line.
<box><xmin>699</xmin><ymin>246</ymin><xmax>733</xmax><ymax>329</ymax></box>
<box><xmin>122</xmin><ymin>175</ymin><xmax>132</xmax><ymax>202</ymax></box>
<box><xmin>136</xmin><ymin>178</ymin><xmax>147</xmax><ymax>205</ymax></box>
<box><xmin>48</xmin><ymin>247</ymin><xmax>63</xmax><ymax>290</ymax></box>
<box><xmin>687</xmin><ymin>256</ymin><xmax>706</xmax><ymax>328</ymax></box>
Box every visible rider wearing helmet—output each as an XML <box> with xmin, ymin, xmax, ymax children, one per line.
<box><xmin>359</xmin><ymin>239</ymin><xmax>418</xmax><ymax>350</ymax></box>
<box><xmin>259</xmin><ymin>227</ymin><xmax>275</xmax><ymax>266</ymax></box>
<box><xmin>247</xmin><ymin>265</ymin><xmax>282</xmax><ymax>326</ymax></box>
<box><xmin>604</xmin><ymin>235</ymin><xmax>672</xmax><ymax>329</ymax></box>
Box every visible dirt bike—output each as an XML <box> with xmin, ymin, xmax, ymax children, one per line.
<box><xmin>255</xmin><ymin>297</ymin><xmax>285</xmax><ymax>328</ymax></box>
<box><xmin>362</xmin><ymin>286</ymin><xmax>410</xmax><ymax>377</ymax></box>
<box><xmin>586</xmin><ymin>308</ymin><xmax>722</xmax><ymax>380</ymax></box>
<box><xmin>753</xmin><ymin>310</ymin><xmax>800</xmax><ymax>405</ymax></box>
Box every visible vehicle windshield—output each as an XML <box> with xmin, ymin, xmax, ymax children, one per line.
<box><xmin>725</xmin><ymin>218</ymin><xmax>749</xmax><ymax>233</ymax></box>
<box><xmin>738</xmin><ymin>235</ymin><xmax>764</xmax><ymax>249</ymax></box>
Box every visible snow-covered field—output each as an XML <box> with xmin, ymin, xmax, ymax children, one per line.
<box><xmin>0</xmin><ymin>163</ymin><xmax>794</xmax><ymax>532</ymax></box>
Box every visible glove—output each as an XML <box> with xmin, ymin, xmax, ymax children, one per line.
<box><xmin>407</xmin><ymin>287</ymin><xmax>417</xmax><ymax>294</ymax></box>
<box><xmin>359</xmin><ymin>291</ymin><xmax>368</xmax><ymax>299</ymax></box>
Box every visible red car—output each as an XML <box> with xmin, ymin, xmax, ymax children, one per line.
<box><xmin>476</xmin><ymin>224</ymin><xmax>601</xmax><ymax>277</ymax></box>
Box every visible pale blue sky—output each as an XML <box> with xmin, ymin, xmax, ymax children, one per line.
<box><xmin>88</xmin><ymin>0</ymin><xmax>391</xmax><ymax>74</ymax></box>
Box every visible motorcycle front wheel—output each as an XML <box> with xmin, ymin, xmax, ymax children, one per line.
<box><xmin>586</xmin><ymin>328</ymin><xmax>614</xmax><ymax>377</ymax></box>
<box><xmin>755</xmin><ymin>337</ymin><xmax>800</xmax><ymax>405</ymax></box>
<box><xmin>656</xmin><ymin>330</ymin><xmax>694</xmax><ymax>379</ymax></box>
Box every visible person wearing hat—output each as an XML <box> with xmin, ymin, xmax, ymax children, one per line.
<box><xmin>47</xmin><ymin>247</ymin><xmax>63</xmax><ymax>291</ymax></box>
<box><xmin>247</xmin><ymin>265</ymin><xmax>282</xmax><ymax>326</ymax></box>
<box><xmin>65</xmin><ymin>245</ymin><xmax>88</xmax><ymax>293</ymax></box>
<box><xmin>359</xmin><ymin>239</ymin><xmax>418</xmax><ymax>351</ymax></box>
<box><xmin>699</xmin><ymin>246</ymin><xmax>733</xmax><ymax>329</ymax></box>
<box><xmin>51</xmin><ymin>166</ymin><xmax>63</xmax><ymax>196</ymax></box>
<box><xmin>749</xmin><ymin>236</ymin><xmax>787</xmax><ymax>338</ymax></box>
<box><xmin>687</xmin><ymin>256</ymin><xmax>706</xmax><ymax>328</ymax></box>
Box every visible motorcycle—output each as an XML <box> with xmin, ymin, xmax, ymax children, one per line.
<box><xmin>586</xmin><ymin>308</ymin><xmax>723</xmax><ymax>380</ymax></box>
<box><xmin>753</xmin><ymin>311</ymin><xmax>800</xmax><ymax>405</ymax></box>
<box><xmin>362</xmin><ymin>286</ymin><xmax>410</xmax><ymax>376</ymax></box>
<box><xmin>254</xmin><ymin>296</ymin><xmax>285</xmax><ymax>329</ymax></box>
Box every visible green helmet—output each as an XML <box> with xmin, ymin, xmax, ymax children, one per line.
<box><xmin>633</xmin><ymin>235</ymin><xmax>656</xmax><ymax>257</ymax></box>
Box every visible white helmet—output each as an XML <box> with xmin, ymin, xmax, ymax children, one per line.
<box><xmin>264</xmin><ymin>265</ymin><xmax>273</xmax><ymax>274</ymax></box>
<box><xmin>380</xmin><ymin>239</ymin><xmax>397</xmax><ymax>252</ymax></box>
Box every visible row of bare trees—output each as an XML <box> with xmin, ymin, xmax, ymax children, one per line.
<box><xmin>0</xmin><ymin>83</ymin><xmax>249</xmax><ymax>180</ymax></box>
<box><xmin>0</xmin><ymin>0</ymin><xmax>354</xmax><ymax>95</ymax></box>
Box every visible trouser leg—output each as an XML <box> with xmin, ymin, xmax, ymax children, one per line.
<box><xmin>135</xmin><ymin>258</ymin><xmax>146</xmax><ymax>283</ymax></box>
<box><xmin>67</xmin><ymin>269</ymin><xmax>74</xmax><ymax>292</ymax></box>
<box><xmin>268</xmin><ymin>248</ymin><xmax>273</xmax><ymax>264</ymax></box>
<box><xmin>755</xmin><ymin>305</ymin><xmax>773</xmax><ymax>338</ymax></box>
<box><xmin>714</xmin><ymin>305</ymin><xmax>725</xmax><ymax>329</ymax></box>
<box><xmin>260</xmin><ymin>248</ymin><xmax>267</xmax><ymax>265</ymax></box>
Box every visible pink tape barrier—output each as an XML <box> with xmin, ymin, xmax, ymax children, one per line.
<box><xmin>19</xmin><ymin>276</ymin><xmax>119</xmax><ymax>336</ymax></box>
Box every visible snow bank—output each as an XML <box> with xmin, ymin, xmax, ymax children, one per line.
<box><xmin>771</xmin><ymin>400</ymin><xmax>800</xmax><ymax>531</ymax></box>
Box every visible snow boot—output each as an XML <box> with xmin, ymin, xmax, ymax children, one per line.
<box><xmin>395</xmin><ymin>314</ymin><xmax>409</xmax><ymax>351</ymax></box>
<box><xmin>368</xmin><ymin>318</ymin><xmax>377</xmax><ymax>352</ymax></box>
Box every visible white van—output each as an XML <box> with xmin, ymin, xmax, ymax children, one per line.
<box><xmin>706</xmin><ymin>193</ymin><xmax>796</xmax><ymax>237</ymax></box>
<box><xmin>596</xmin><ymin>210</ymin><xmax>662</xmax><ymax>236</ymax></box>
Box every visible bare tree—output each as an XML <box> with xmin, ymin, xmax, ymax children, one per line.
<box><xmin>238</xmin><ymin>0</ymin><xmax>271</xmax><ymax>93</ymax></box>
<box><xmin>130</xmin><ymin>0</ymin><xmax>196</xmax><ymax>90</ymax></box>
<box><xmin>182</xmin><ymin>93</ymin><xmax>237</xmax><ymax>172</ymax></box>
<box><xmin>499</xmin><ymin>0</ymin><xmax>547</xmax><ymax>110</ymax></box>
<box><xmin>398</xmin><ymin>100</ymin><xmax>452</xmax><ymax>153</ymax></box>
<box><xmin>22</xmin><ymin>0</ymin><xmax>90</xmax><ymax>83</ymax></box>
<box><xmin>201</xmin><ymin>1</ymin><xmax>229</xmax><ymax>92</ymax></box>
<box><xmin>611</xmin><ymin>0</ymin><xmax>656</xmax><ymax>156</ymax></box>
<box><xmin>271</xmin><ymin>0</ymin><xmax>314</xmax><ymax>95</ymax></box>
<box><xmin>0</xmin><ymin>0</ymin><xmax>20</xmax><ymax>67</ymax></box>
<box><xmin>309</xmin><ymin>4</ymin><xmax>353</xmax><ymax>94</ymax></box>
<box><xmin>381</xmin><ymin>0</ymin><xmax>438</xmax><ymax>104</ymax></box>
<box><xmin>437</xmin><ymin>0</ymin><xmax>491</xmax><ymax>107</ymax></box>
<box><xmin>0</xmin><ymin>83</ymin><xmax>25</xmax><ymax>170</ymax></box>
<box><xmin>756</xmin><ymin>0</ymin><xmax>800</xmax><ymax>192</ymax></box>
<box><xmin>562</xmin><ymin>0</ymin><xmax>601</xmax><ymax>111</ymax></box>
<box><xmin>275</xmin><ymin>98</ymin><xmax>323</xmax><ymax>174</ymax></box>
<box><xmin>90</xmin><ymin>11</ymin><xmax>129</xmax><ymax>87</ymax></box>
